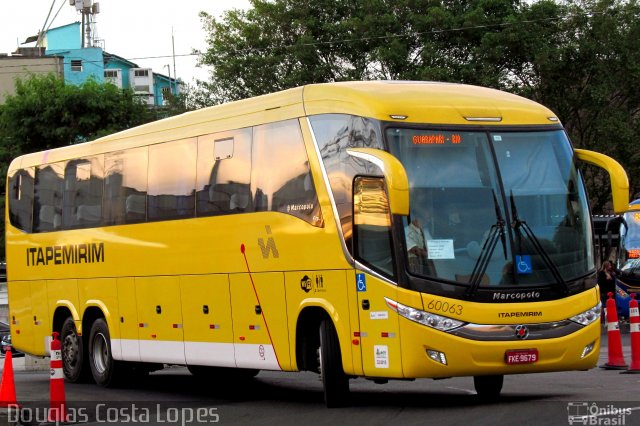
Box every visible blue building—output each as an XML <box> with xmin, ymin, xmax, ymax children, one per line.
<box><xmin>42</xmin><ymin>22</ymin><xmax>181</xmax><ymax>106</ymax></box>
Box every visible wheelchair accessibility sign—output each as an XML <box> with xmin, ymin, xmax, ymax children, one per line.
<box><xmin>356</xmin><ymin>273</ymin><xmax>367</xmax><ymax>292</ymax></box>
<box><xmin>516</xmin><ymin>255</ymin><xmax>532</xmax><ymax>275</ymax></box>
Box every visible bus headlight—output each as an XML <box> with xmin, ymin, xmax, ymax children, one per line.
<box><xmin>570</xmin><ymin>304</ymin><xmax>601</xmax><ymax>326</ymax></box>
<box><xmin>385</xmin><ymin>297</ymin><xmax>465</xmax><ymax>331</ymax></box>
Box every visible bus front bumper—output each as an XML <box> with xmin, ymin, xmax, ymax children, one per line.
<box><xmin>398</xmin><ymin>317</ymin><xmax>601</xmax><ymax>378</ymax></box>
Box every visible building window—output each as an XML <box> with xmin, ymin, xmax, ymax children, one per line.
<box><xmin>70</xmin><ymin>59</ymin><xmax>83</xmax><ymax>72</ymax></box>
<box><xmin>162</xmin><ymin>86</ymin><xmax>171</xmax><ymax>100</ymax></box>
<box><xmin>134</xmin><ymin>69</ymin><xmax>149</xmax><ymax>77</ymax></box>
<box><xmin>104</xmin><ymin>70</ymin><xmax>118</xmax><ymax>78</ymax></box>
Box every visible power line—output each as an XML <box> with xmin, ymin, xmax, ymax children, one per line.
<box><xmin>0</xmin><ymin>8</ymin><xmax>624</xmax><ymax>73</ymax></box>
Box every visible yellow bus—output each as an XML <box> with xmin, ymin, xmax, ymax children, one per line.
<box><xmin>5</xmin><ymin>81</ymin><xmax>629</xmax><ymax>406</ymax></box>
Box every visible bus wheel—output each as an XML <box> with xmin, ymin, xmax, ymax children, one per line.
<box><xmin>473</xmin><ymin>375</ymin><xmax>503</xmax><ymax>400</ymax></box>
<box><xmin>88</xmin><ymin>318</ymin><xmax>120</xmax><ymax>387</ymax></box>
<box><xmin>319</xmin><ymin>319</ymin><xmax>349</xmax><ymax>408</ymax></box>
<box><xmin>61</xmin><ymin>317</ymin><xmax>89</xmax><ymax>382</ymax></box>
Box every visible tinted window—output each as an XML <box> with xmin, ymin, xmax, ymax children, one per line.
<box><xmin>7</xmin><ymin>168</ymin><xmax>34</xmax><ymax>232</ymax></box>
<box><xmin>309</xmin><ymin>114</ymin><xmax>384</xmax><ymax>248</ymax></box>
<box><xmin>148</xmin><ymin>139</ymin><xmax>197</xmax><ymax>220</ymax></box>
<box><xmin>33</xmin><ymin>162</ymin><xmax>65</xmax><ymax>232</ymax></box>
<box><xmin>252</xmin><ymin>119</ymin><xmax>322</xmax><ymax>226</ymax></box>
<box><xmin>104</xmin><ymin>148</ymin><xmax>148</xmax><ymax>225</ymax></box>
<box><xmin>63</xmin><ymin>157</ymin><xmax>104</xmax><ymax>228</ymax></box>
<box><xmin>196</xmin><ymin>129</ymin><xmax>252</xmax><ymax>216</ymax></box>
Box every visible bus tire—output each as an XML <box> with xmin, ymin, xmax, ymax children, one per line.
<box><xmin>88</xmin><ymin>318</ymin><xmax>121</xmax><ymax>387</ymax></box>
<box><xmin>61</xmin><ymin>317</ymin><xmax>89</xmax><ymax>382</ymax></box>
<box><xmin>473</xmin><ymin>374</ymin><xmax>503</xmax><ymax>400</ymax></box>
<box><xmin>319</xmin><ymin>319</ymin><xmax>349</xmax><ymax>408</ymax></box>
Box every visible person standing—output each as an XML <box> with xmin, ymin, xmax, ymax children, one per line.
<box><xmin>597</xmin><ymin>261</ymin><xmax>617</xmax><ymax>318</ymax></box>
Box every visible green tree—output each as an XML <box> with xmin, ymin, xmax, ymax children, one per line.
<box><xmin>0</xmin><ymin>73</ymin><xmax>159</xmax><ymax>260</ymax></box>
<box><xmin>0</xmin><ymin>74</ymin><xmax>153</xmax><ymax>152</ymax></box>
<box><xmin>197</xmin><ymin>0</ymin><xmax>640</xmax><ymax>212</ymax></box>
<box><xmin>481</xmin><ymin>0</ymin><xmax>640</xmax><ymax>211</ymax></box>
<box><xmin>195</xmin><ymin>0</ymin><xmax>525</xmax><ymax>104</ymax></box>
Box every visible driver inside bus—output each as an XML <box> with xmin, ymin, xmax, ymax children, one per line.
<box><xmin>405</xmin><ymin>208</ymin><xmax>434</xmax><ymax>275</ymax></box>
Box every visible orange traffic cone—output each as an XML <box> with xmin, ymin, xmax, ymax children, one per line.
<box><xmin>622</xmin><ymin>294</ymin><xmax>640</xmax><ymax>374</ymax></box>
<box><xmin>600</xmin><ymin>292</ymin><xmax>628</xmax><ymax>370</ymax></box>
<box><xmin>48</xmin><ymin>332</ymin><xmax>69</xmax><ymax>423</ymax></box>
<box><xmin>0</xmin><ymin>349</ymin><xmax>18</xmax><ymax>407</ymax></box>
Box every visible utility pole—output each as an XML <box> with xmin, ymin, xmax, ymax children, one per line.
<box><xmin>172</xmin><ymin>27</ymin><xmax>177</xmax><ymax>95</ymax></box>
<box><xmin>164</xmin><ymin>64</ymin><xmax>171</xmax><ymax>104</ymax></box>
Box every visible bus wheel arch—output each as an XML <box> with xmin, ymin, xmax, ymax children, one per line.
<box><xmin>295</xmin><ymin>307</ymin><xmax>326</xmax><ymax>373</ymax></box>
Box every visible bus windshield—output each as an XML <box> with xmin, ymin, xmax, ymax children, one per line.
<box><xmin>619</xmin><ymin>209</ymin><xmax>640</xmax><ymax>281</ymax></box>
<box><xmin>387</xmin><ymin>128</ymin><xmax>593</xmax><ymax>288</ymax></box>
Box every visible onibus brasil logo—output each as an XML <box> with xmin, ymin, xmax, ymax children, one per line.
<box><xmin>567</xmin><ymin>402</ymin><xmax>632</xmax><ymax>425</ymax></box>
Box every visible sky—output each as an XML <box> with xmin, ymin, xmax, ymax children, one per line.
<box><xmin>0</xmin><ymin>0</ymin><xmax>252</xmax><ymax>85</ymax></box>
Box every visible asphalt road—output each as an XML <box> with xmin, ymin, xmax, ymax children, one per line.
<box><xmin>0</xmin><ymin>328</ymin><xmax>638</xmax><ymax>426</ymax></box>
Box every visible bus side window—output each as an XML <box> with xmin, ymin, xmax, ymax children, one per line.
<box><xmin>33</xmin><ymin>163</ymin><xmax>65</xmax><ymax>232</ymax></box>
<box><xmin>63</xmin><ymin>157</ymin><xmax>104</xmax><ymax>229</ymax></box>
<box><xmin>148</xmin><ymin>138</ymin><xmax>197</xmax><ymax>221</ymax></box>
<box><xmin>104</xmin><ymin>148</ymin><xmax>148</xmax><ymax>225</ymax></box>
<box><xmin>196</xmin><ymin>129</ymin><xmax>252</xmax><ymax>217</ymax></box>
<box><xmin>252</xmin><ymin>119</ymin><xmax>322</xmax><ymax>226</ymax></box>
<box><xmin>7</xmin><ymin>168</ymin><xmax>34</xmax><ymax>233</ymax></box>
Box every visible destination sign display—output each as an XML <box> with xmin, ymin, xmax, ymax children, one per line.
<box><xmin>412</xmin><ymin>133</ymin><xmax>462</xmax><ymax>145</ymax></box>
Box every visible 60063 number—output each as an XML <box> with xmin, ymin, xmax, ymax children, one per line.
<box><xmin>426</xmin><ymin>299</ymin><xmax>463</xmax><ymax>316</ymax></box>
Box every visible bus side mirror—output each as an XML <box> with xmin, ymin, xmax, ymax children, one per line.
<box><xmin>575</xmin><ymin>149</ymin><xmax>629</xmax><ymax>214</ymax></box>
<box><xmin>346</xmin><ymin>148</ymin><xmax>409</xmax><ymax>216</ymax></box>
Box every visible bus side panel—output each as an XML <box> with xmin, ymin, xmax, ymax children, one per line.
<box><xmin>47</xmin><ymin>279</ymin><xmax>78</xmax><ymax>354</ymax></box>
<box><xmin>115</xmin><ymin>277</ymin><xmax>140</xmax><ymax>362</ymax></box>
<box><xmin>285</xmin><ymin>270</ymin><xmax>356</xmax><ymax>375</ymax></box>
<box><xmin>7</xmin><ymin>281</ymin><xmax>35</xmax><ymax>355</ymax></box>
<box><xmin>31</xmin><ymin>280</ymin><xmax>51</xmax><ymax>355</ymax></box>
<box><xmin>230</xmin><ymin>272</ymin><xmax>289</xmax><ymax>370</ymax></box>
<box><xmin>78</xmin><ymin>278</ymin><xmax>119</xmax><ymax>354</ymax></box>
<box><xmin>136</xmin><ymin>276</ymin><xmax>185</xmax><ymax>364</ymax></box>
<box><xmin>181</xmin><ymin>274</ymin><xmax>235</xmax><ymax>368</ymax></box>
<box><xmin>346</xmin><ymin>271</ymin><xmax>364</xmax><ymax>376</ymax></box>
<box><xmin>353</xmin><ymin>272</ymin><xmax>403</xmax><ymax>378</ymax></box>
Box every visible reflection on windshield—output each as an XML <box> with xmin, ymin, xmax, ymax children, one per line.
<box><xmin>387</xmin><ymin>128</ymin><xmax>593</xmax><ymax>288</ymax></box>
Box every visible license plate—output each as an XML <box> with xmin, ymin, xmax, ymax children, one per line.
<box><xmin>505</xmin><ymin>349</ymin><xmax>538</xmax><ymax>365</ymax></box>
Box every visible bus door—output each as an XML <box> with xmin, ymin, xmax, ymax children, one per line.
<box><xmin>135</xmin><ymin>276</ymin><xmax>185</xmax><ymax>364</ymax></box>
<box><xmin>353</xmin><ymin>271</ymin><xmax>403</xmax><ymax>378</ymax></box>
<box><xmin>229</xmin><ymin>272</ymin><xmax>290</xmax><ymax>370</ymax></box>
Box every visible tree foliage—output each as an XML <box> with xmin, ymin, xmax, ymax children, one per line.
<box><xmin>0</xmin><ymin>74</ymin><xmax>153</xmax><ymax>153</ymax></box>
<box><xmin>0</xmin><ymin>74</ymin><xmax>161</xmax><ymax>259</ymax></box>
<box><xmin>196</xmin><ymin>0</ymin><xmax>640</xmax><ymax>212</ymax></box>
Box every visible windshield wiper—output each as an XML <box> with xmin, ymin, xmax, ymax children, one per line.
<box><xmin>466</xmin><ymin>192</ymin><xmax>507</xmax><ymax>297</ymax></box>
<box><xmin>509</xmin><ymin>192</ymin><xmax>569</xmax><ymax>295</ymax></box>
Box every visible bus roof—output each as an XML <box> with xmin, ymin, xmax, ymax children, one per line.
<box><xmin>10</xmin><ymin>81</ymin><xmax>559</xmax><ymax>170</ymax></box>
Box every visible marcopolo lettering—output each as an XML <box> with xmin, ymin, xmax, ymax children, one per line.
<box><xmin>492</xmin><ymin>291</ymin><xmax>541</xmax><ymax>301</ymax></box>
<box><xmin>26</xmin><ymin>243</ymin><xmax>105</xmax><ymax>267</ymax></box>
